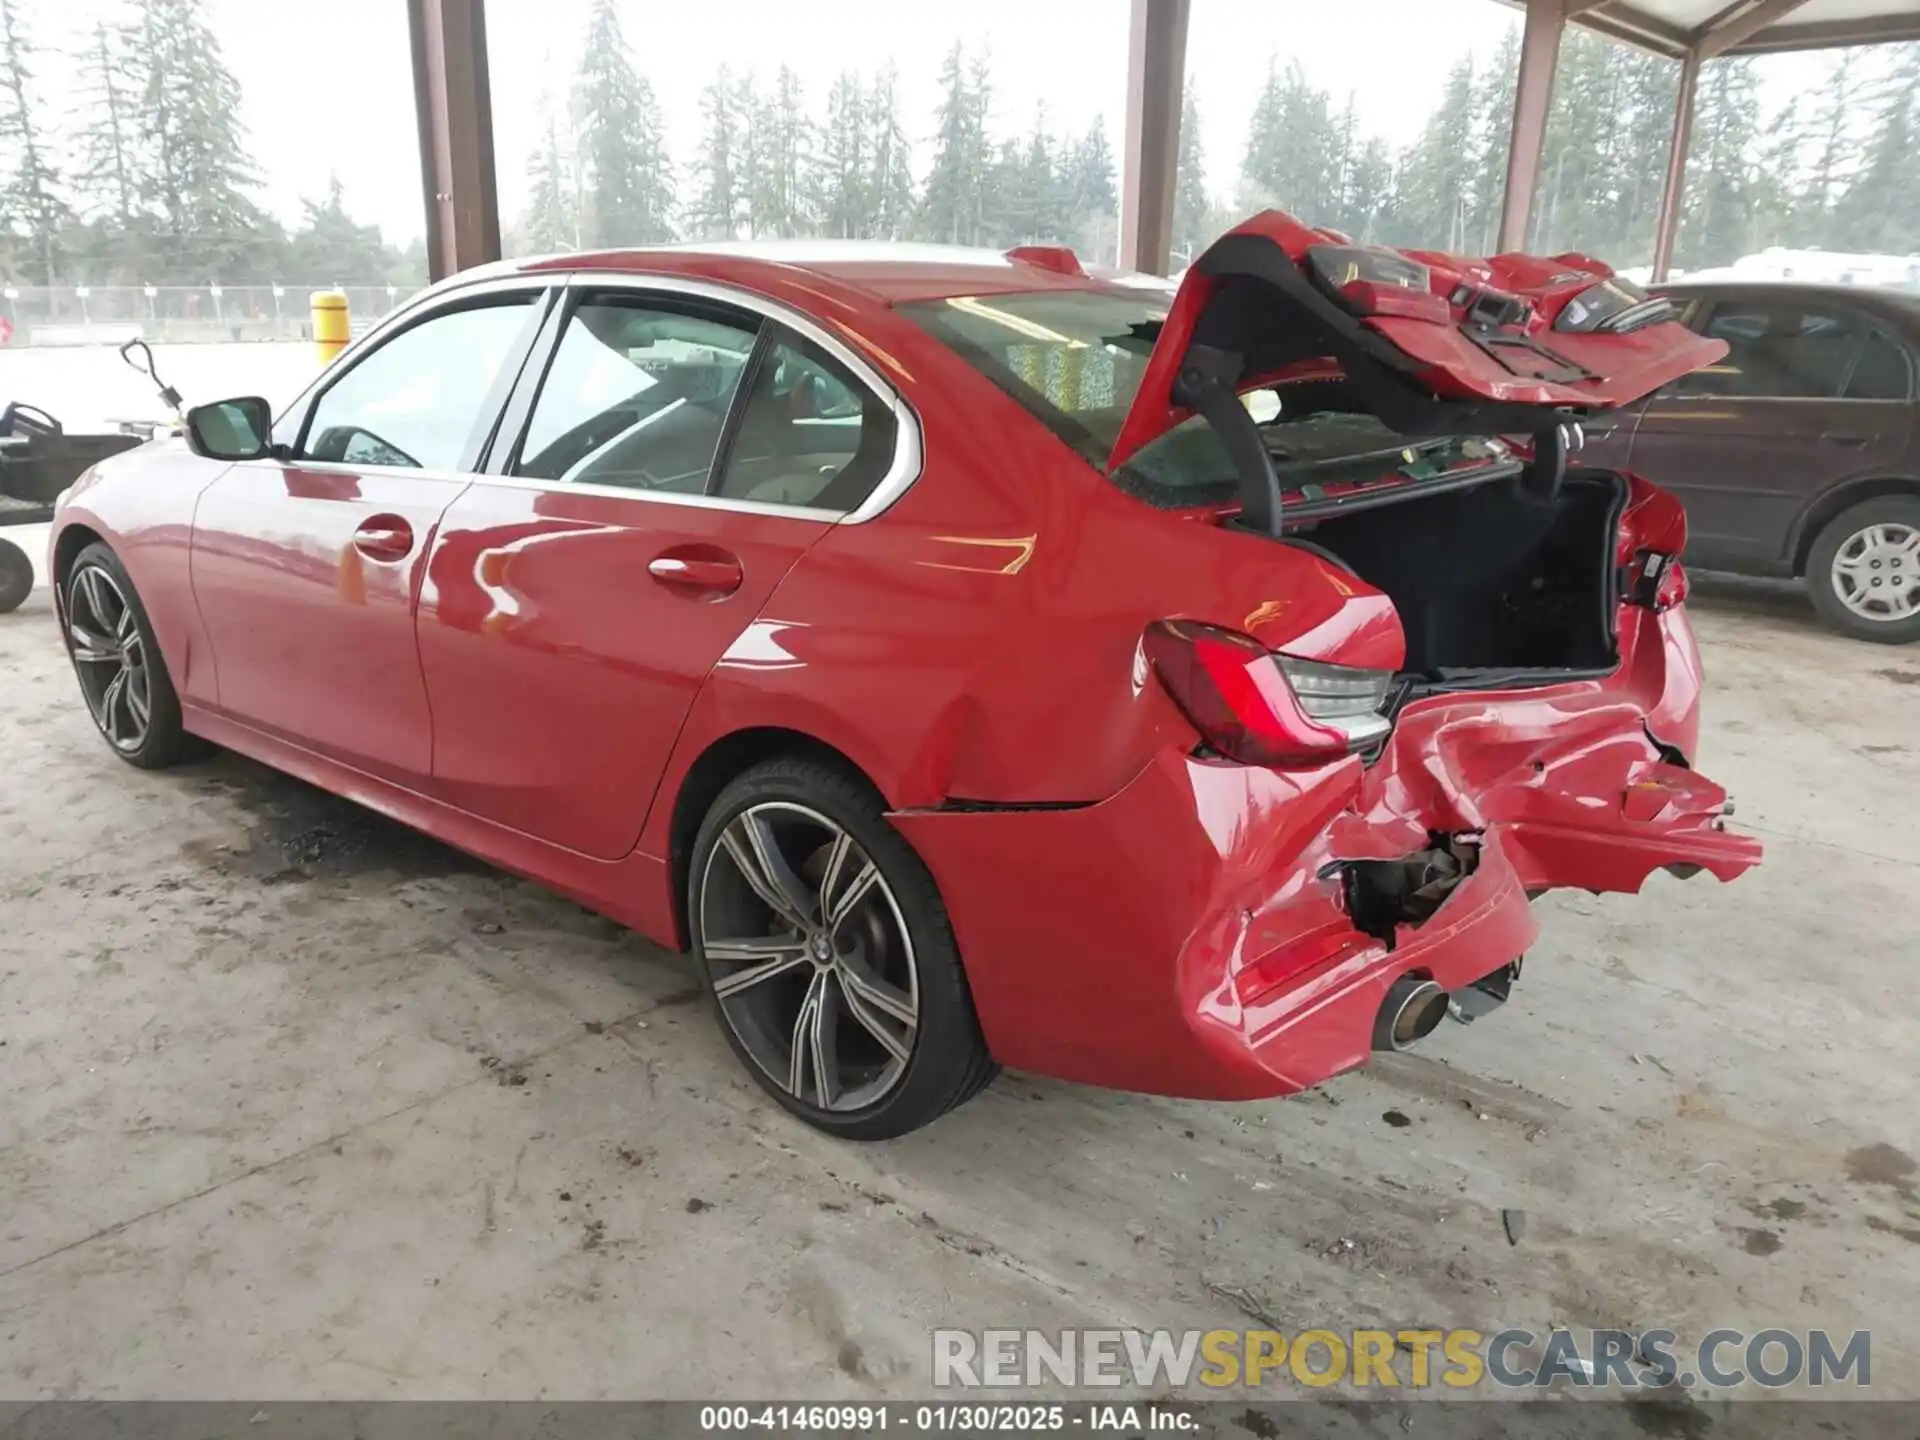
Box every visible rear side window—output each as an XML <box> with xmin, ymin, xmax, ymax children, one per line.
<box><xmin>513</xmin><ymin>296</ymin><xmax>761</xmax><ymax>492</ymax></box>
<box><xmin>712</xmin><ymin>332</ymin><xmax>898</xmax><ymax>510</ymax></box>
<box><xmin>1846</xmin><ymin>330</ymin><xmax>1913</xmax><ymax>400</ymax></box>
<box><xmin>1688</xmin><ymin>305</ymin><xmax>1860</xmax><ymax>399</ymax></box>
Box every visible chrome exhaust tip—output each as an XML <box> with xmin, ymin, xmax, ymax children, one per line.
<box><xmin>1373</xmin><ymin>975</ymin><xmax>1448</xmax><ymax>1053</ymax></box>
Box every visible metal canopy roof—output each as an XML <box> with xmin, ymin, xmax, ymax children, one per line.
<box><xmin>1505</xmin><ymin>0</ymin><xmax>1920</xmax><ymax>57</ymax></box>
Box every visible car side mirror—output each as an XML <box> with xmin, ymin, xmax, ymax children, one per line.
<box><xmin>184</xmin><ymin>396</ymin><xmax>274</xmax><ymax>461</ymax></box>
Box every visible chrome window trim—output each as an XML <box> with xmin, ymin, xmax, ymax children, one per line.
<box><xmin>551</xmin><ymin>271</ymin><xmax>925</xmax><ymax>524</ymax></box>
<box><xmin>267</xmin><ymin>266</ymin><xmax>927</xmax><ymax>527</ymax></box>
<box><xmin>457</xmin><ymin>470</ymin><xmax>851</xmax><ymax>521</ymax></box>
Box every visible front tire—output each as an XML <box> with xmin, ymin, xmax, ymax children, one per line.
<box><xmin>1807</xmin><ymin>496</ymin><xmax>1920</xmax><ymax>644</ymax></box>
<box><xmin>688</xmin><ymin>756</ymin><xmax>997</xmax><ymax>1139</ymax></box>
<box><xmin>62</xmin><ymin>542</ymin><xmax>198</xmax><ymax>768</ymax></box>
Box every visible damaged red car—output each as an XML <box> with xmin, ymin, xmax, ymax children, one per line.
<box><xmin>50</xmin><ymin>212</ymin><xmax>1760</xmax><ymax>1138</ymax></box>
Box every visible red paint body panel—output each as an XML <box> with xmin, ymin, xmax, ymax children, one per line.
<box><xmin>417</xmin><ymin>482</ymin><xmax>832</xmax><ymax>859</ymax></box>
<box><xmin>48</xmin><ymin>232</ymin><xmax>1761</xmax><ymax>1109</ymax></box>
<box><xmin>189</xmin><ymin>461</ymin><xmax>470</xmax><ymax>784</ymax></box>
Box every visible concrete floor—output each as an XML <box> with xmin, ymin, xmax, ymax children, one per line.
<box><xmin>0</xmin><ymin>566</ymin><xmax>1916</xmax><ymax>1404</ymax></box>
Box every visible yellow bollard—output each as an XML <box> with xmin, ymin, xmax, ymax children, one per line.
<box><xmin>311</xmin><ymin>289</ymin><xmax>350</xmax><ymax>366</ymax></box>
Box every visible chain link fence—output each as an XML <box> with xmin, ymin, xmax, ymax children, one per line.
<box><xmin>0</xmin><ymin>285</ymin><xmax>420</xmax><ymax>346</ymax></box>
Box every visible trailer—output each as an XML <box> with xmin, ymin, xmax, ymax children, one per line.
<box><xmin>0</xmin><ymin>404</ymin><xmax>144</xmax><ymax>613</ymax></box>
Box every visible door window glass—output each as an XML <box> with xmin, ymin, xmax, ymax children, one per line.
<box><xmin>304</xmin><ymin>296</ymin><xmax>537</xmax><ymax>469</ymax></box>
<box><xmin>1845</xmin><ymin>330</ymin><xmax>1913</xmax><ymax>401</ymax></box>
<box><xmin>713</xmin><ymin>332</ymin><xmax>897</xmax><ymax>510</ymax></box>
<box><xmin>1685</xmin><ymin>305</ymin><xmax>1860</xmax><ymax>399</ymax></box>
<box><xmin>514</xmin><ymin>298</ymin><xmax>761</xmax><ymax>492</ymax></box>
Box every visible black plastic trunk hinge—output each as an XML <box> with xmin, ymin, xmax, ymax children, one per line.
<box><xmin>1170</xmin><ymin>343</ymin><xmax>1285</xmax><ymax>537</ymax></box>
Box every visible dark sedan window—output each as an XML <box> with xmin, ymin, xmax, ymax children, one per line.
<box><xmin>1685</xmin><ymin>305</ymin><xmax>1861</xmax><ymax>399</ymax></box>
<box><xmin>1845</xmin><ymin>330</ymin><xmax>1913</xmax><ymax>401</ymax></box>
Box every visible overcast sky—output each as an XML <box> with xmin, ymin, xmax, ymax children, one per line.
<box><xmin>25</xmin><ymin>0</ymin><xmax>1823</xmax><ymax>244</ymax></box>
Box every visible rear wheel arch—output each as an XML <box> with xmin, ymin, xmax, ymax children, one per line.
<box><xmin>666</xmin><ymin>727</ymin><xmax>885</xmax><ymax>951</ymax></box>
<box><xmin>1789</xmin><ymin>477</ymin><xmax>1920</xmax><ymax>576</ymax></box>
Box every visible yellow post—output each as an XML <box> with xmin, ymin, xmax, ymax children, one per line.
<box><xmin>311</xmin><ymin>289</ymin><xmax>350</xmax><ymax>366</ymax></box>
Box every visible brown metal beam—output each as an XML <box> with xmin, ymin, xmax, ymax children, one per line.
<box><xmin>1497</xmin><ymin>0</ymin><xmax>1566</xmax><ymax>252</ymax></box>
<box><xmin>1694</xmin><ymin>0</ymin><xmax>1813</xmax><ymax>59</ymax></box>
<box><xmin>1722</xmin><ymin>11</ymin><xmax>1920</xmax><ymax>53</ymax></box>
<box><xmin>1650</xmin><ymin>46</ymin><xmax>1700</xmax><ymax>281</ymax></box>
<box><xmin>1119</xmin><ymin>0</ymin><xmax>1189</xmax><ymax>276</ymax></box>
<box><xmin>1568</xmin><ymin>2</ymin><xmax>1694</xmax><ymax>55</ymax></box>
<box><xmin>409</xmin><ymin>0</ymin><xmax>501</xmax><ymax>283</ymax></box>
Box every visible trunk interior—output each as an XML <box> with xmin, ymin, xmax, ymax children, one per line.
<box><xmin>1288</xmin><ymin>470</ymin><xmax>1627</xmax><ymax>678</ymax></box>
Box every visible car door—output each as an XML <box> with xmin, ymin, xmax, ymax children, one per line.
<box><xmin>1626</xmin><ymin>295</ymin><xmax>1909</xmax><ymax>572</ymax></box>
<box><xmin>415</xmin><ymin>282</ymin><xmax>904</xmax><ymax>860</ymax></box>
<box><xmin>190</xmin><ymin>283</ymin><xmax>551</xmax><ymax>784</ymax></box>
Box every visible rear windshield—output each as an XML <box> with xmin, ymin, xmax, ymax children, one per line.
<box><xmin>898</xmin><ymin>290</ymin><xmax>1501</xmax><ymax>509</ymax></box>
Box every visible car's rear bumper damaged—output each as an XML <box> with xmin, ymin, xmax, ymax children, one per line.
<box><xmin>892</xmin><ymin>610</ymin><xmax>1761</xmax><ymax>1102</ymax></box>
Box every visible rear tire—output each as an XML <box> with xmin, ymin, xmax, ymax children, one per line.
<box><xmin>688</xmin><ymin>755</ymin><xmax>997</xmax><ymax>1139</ymax></box>
<box><xmin>62</xmin><ymin>542</ymin><xmax>200</xmax><ymax>768</ymax></box>
<box><xmin>1807</xmin><ymin>496</ymin><xmax>1920</xmax><ymax>644</ymax></box>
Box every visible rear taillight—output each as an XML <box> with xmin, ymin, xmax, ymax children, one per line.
<box><xmin>1142</xmin><ymin>620</ymin><xmax>1392</xmax><ymax>767</ymax></box>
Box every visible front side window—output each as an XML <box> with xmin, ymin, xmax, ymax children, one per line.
<box><xmin>1684</xmin><ymin>304</ymin><xmax>1861</xmax><ymax>399</ymax></box>
<box><xmin>513</xmin><ymin>297</ymin><xmax>760</xmax><ymax>493</ymax></box>
<box><xmin>303</xmin><ymin>296</ymin><xmax>538</xmax><ymax>470</ymax></box>
<box><xmin>712</xmin><ymin>332</ymin><xmax>898</xmax><ymax>509</ymax></box>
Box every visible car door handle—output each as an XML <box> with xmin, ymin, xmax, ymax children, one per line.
<box><xmin>648</xmin><ymin>549</ymin><xmax>743</xmax><ymax>598</ymax></box>
<box><xmin>351</xmin><ymin>515</ymin><xmax>414</xmax><ymax>562</ymax></box>
<box><xmin>1821</xmin><ymin>430</ymin><xmax>1874</xmax><ymax>448</ymax></box>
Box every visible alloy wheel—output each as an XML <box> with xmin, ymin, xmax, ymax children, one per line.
<box><xmin>65</xmin><ymin>563</ymin><xmax>152</xmax><ymax>753</ymax></box>
<box><xmin>697</xmin><ymin>802</ymin><xmax>920</xmax><ymax>1112</ymax></box>
<box><xmin>1830</xmin><ymin>520</ymin><xmax>1920</xmax><ymax>623</ymax></box>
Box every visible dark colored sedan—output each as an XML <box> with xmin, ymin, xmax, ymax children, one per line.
<box><xmin>1610</xmin><ymin>282</ymin><xmax>1920</xmax><ymax>642</ymax></box>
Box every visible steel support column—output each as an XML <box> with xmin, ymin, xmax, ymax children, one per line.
<box><xmin>1497</xmin><ymin>0</ymin><xmax>1568</xmax><ymax>253</ymax></box>
<box><xmin>1119</xmin><ymin>0</ymin><xmax>1189</xmax><ymax>276</ymax></box>
<box><xmin>1650</xmin><ymin>47</ymin><xmax>1702</xmax><ymax>281</ymax></box>
<box><xmin>409</xmin><ymin>0</ymin><xmax>501</xmax><ymax>283</ymax></box>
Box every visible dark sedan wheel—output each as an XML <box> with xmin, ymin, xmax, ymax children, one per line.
<box><xmin>63</xmin><ymin>542</ymin><xmax>197</xmax><ymax>768</ymax></box>
<box><xmin>689</xmin><ymin>756</ymin><xmax>996</xmax><ymax>1139</ymax></box>
<box><xmin>1808</xmin><ymin>497</ymin><xmax>1920</xmax><ymax>644</ymax></box>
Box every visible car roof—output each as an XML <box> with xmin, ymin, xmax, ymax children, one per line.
<box><xmin>479</xmin><ymin>240</ymin><xmax>1137</xmax><ymax>304</ymax></box>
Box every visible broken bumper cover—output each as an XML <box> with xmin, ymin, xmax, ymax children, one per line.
<box><xmin>891</xmin><ymin>608</ymin><xmax>1761</xmax><ymax>1101</ymax></box>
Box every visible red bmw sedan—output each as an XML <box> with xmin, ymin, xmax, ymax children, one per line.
<box><xmin>50</xmin><ymin>212</ymin><xmax>1760</xmax><ymax>1138</ymax></box>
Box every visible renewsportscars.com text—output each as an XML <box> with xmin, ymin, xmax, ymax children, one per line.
<box><xmin>932</xmin><ymin>1327</ymin><xmax>1871</xmax><ymax>1390</ymax></box>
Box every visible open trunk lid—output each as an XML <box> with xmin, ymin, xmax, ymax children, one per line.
<box><xmin>1107</xmin><ymin>211</ymin><xmax>1727</xmax><ymax>529</ymax></box>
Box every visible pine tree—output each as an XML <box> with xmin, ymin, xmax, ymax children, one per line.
<box><xmin>1790</xmin><ymin>49</ymin><xmax>1870</xmax><ymax>246</ymax></box>
<box><xmin>686</xmin><ymin>64</ymin><xmax>743</xmax><ymax>241</ymax></box>
<box><xmin>866</xmin><ymin>63</ymin><xmax>915</xmax><ymax>240</ymax></box>
<box><xmin>1173</xmin><ymin>81</ymin><xmax>1210</xmax><ymax>263</ymax></box>
<box><xmin>1678</xmin><ymin>58</ymin><xmax>1763</xmax><ymax>269</ymax></box>
<box><xmin>517</xmin><ymin>99</ymin><xmax>579</xmax><ymax>255</ymax></box>
<box><xmin>1061</xmin><ymin>114</ymin><xmax>1118</xmax><ymax>249</ymax></box>
<box><xmin>0</xmin><ymin>0</ymin><xmax>68</xmax><ymax>283</ymax></box>
<box><xmin>1467</xmin><ymin>30</ymin><xmax>1519</xmax><ymax>253</ymax></box>
<box><xmin>133</xmin><ymin>0</ymin><xmax>268</xmax><ymax>279</ymax></box>
<box><xmin>917</xmin><ymin>42</ymin><xmax>987</xmax><ymax>244</ymax></box>
<box><xmin>74</xmin><ymin>18</ymin><xmax>143</xmax><ymax>226</ymax></box>
<box><xmin>289</xmin><ymin>174</ymin><xmax>395</xmax><ymax>282</ymax></box>
<box><xmin>758</xmin><ymin>65</ymin><xmax>813</xmax><ymax>238</ymax></box>
<box><xmin>1833</xmin><ymin>44</ymin><xmax>1920</xmax><ymax>253</ymax></box>
<box><xmin>1239</xmin><ymin>60</ymin><xmax>1340</xmax><ymax>223</ymax></box>
<box><xmin>817</xmin><ymin>70</ymin><xmax>869</xmax><ymax>238</ymax></box>
<box><xmin>574</xmin><ymin>0</ymin><xmax>674</xmax><ymax>247</ymax></box>
<box><xmin>735</xmin><ymin>71</ymin><xmax>772</xmax><ymax>238</ymax></box>
<box><xmin>1394</xmin><ymin>55</ymin><xmax>1478</xmax><ymax>250</ymax></box>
